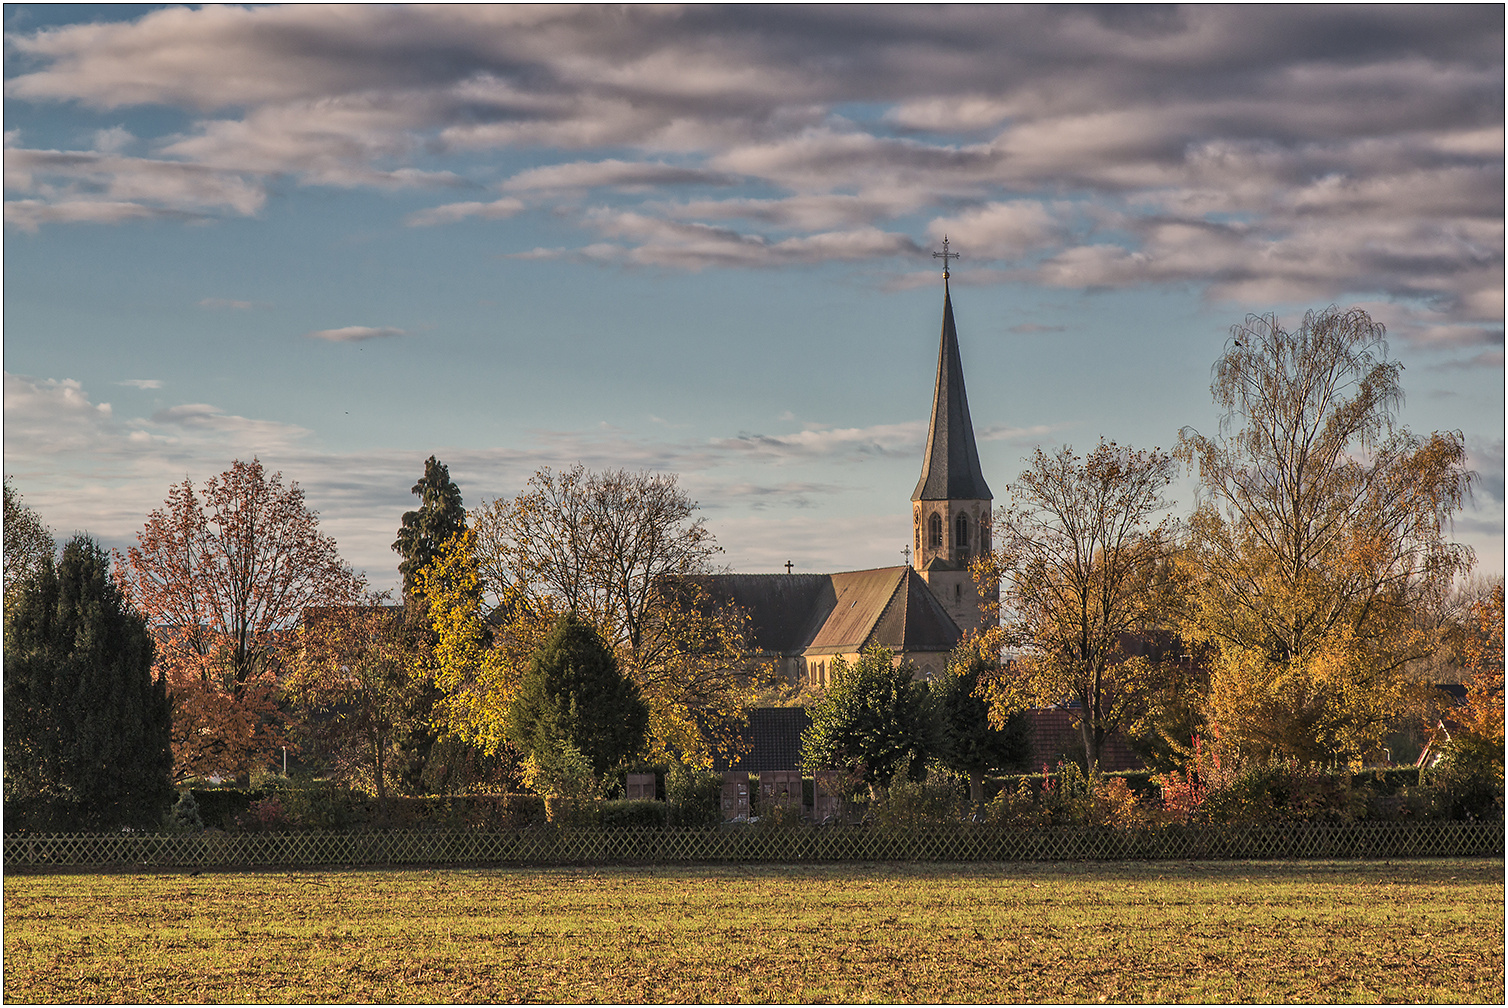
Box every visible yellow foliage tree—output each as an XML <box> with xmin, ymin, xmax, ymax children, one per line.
<box><xmin>1178</xmin><ymin>306</ymin><xmax>1474</xmax><ymax>762</ymax></box>
<box><xmin>424</xmin><ymin>467</ymin><xmax>765</xmax><ymax>769</ymax></box>
<box><xmin>973</xmin><ymin>439</ymin><xmax>1182</xmax><ymax>773</ymax></box>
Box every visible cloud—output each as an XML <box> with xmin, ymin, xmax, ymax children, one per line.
<box><xmin>305</xmin><ymin>325</ymin><xmax>407</xmax><ymax>342</ymax></box>
<box><xmin>117</xmin><ymin>379</ymin><xmax>163</xmax><ymax>390</ymax></box>
<box><xmin>404</xmin><ymin>197</ymin><xmax>523</xmax><ymax>227</ymax></box>
<box><xmin>504</xmin><ymin>159</ymin><xmax>738</xmax><ymax>193</ymax></box>
<box><xmin>2</xmin><ymin>4</ymin><xmax>1500</xmax><ymax>336</ymax></box>
<box><xmin>199</xmin><ymin>297</ymin><xmax>255</xmax><ymax>310</ymax></box>
<box><xmin>711</xmin><ymin>421</ymin><xmax>926</xmax><ymax>462</ymax></box>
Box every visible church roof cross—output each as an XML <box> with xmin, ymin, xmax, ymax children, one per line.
<box><xmin>932</xmin><ymin>236</ymin><xmax>960</xmax><ymax>279</ymax></box>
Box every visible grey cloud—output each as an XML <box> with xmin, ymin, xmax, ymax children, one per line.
<box><xmin>4</xmin><ymin>5</ymin><xmax>1501</xmax><ymax>333</ymax></box>
<box><xmin>504</xmin><ymin>159</ymin><xmax>739</xmax><ymax>192</ymax></box>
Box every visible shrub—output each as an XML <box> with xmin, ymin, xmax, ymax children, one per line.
<box><xmin>872</xmin><ymin>774</ymin><xmax>968</xmax><ymax>831</ymax></box>
<box><xmin>598</xmin><ymin>799</ymin><xmax>667</xmax><ymax>829</ymax></box>
<box><xmin>162</xmin><ymin>790</ymin><xmax>204</xmax><ymax>833</ymax></box>
<box><xmin>665</xmin><ymin>764</ymin><xmax>722</xmax><ymax>828</ymax></box>
<box><xmin>235</xmin><ymin>796</ymin><xmax>292</xmax><ymax>832</ymax></box>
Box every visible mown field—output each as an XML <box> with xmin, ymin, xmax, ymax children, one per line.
<box><xmin>4</xmin><ymin>859</ymin><xmax>1502</xmax><ymax>1003</ymax></box>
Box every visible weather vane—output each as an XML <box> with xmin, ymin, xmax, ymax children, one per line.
<box><xmin>932</xmin><ymin>236</ymin><xmax>959</xmax><ymax>279</ymax></box>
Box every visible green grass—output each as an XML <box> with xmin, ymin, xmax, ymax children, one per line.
<box><xmin>4</xmin><ymin>860</ymin><xmax>1502</xmax><ymax>1003</ymax></box>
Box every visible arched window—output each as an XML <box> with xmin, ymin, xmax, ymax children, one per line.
<box><xmin>928</xmin><ymin>512</ymin><xmax>943</xmax><ymax>548</ymax></box>
<box><xmin>955</xmin><ymin>513</ymin><xmax>969</xmax><ymax>553</ymax></box>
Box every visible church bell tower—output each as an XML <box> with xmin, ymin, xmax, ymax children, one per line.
<box><xmin>911</xmin><ymin>239</ymin><xmax>992</xmax><ymax>635</ymax></box>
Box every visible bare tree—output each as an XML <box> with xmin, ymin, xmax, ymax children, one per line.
<box><xmin>975</xmin><ymin>439</ymin><xmax>1179</xmax><ymax>772</ymax></box>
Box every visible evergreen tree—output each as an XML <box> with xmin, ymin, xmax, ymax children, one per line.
<box><xmin>4</xmin><ymin>535</ymin><xmax>174</xmax><ymax>831</ymax></box>
<box><xmin>800</xmin><ymin>645</ymin><xmax>933</xmax><ymax>800</ymax></box>
<box><xmin>932</xmin><ymin>653</ymin><xmax>1033</xmax><ymax>807</ymax></box>
<box><xmin>392</xmin><ymin>455</ymin><xmax>467</xmax><ymax>597</ymax></box>
<box><xmin>507</xmin><ymin>615</ymin><xmax>649</xmax><ymax>781</ymax></box>
<box><xmin>390</xmin><ymin>456</ymin><xmax>467</xmax><ymax>791</ymax></box>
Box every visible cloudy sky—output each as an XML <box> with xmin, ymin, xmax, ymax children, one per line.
<box><xmin>5</xmin><ymin>4</ymin><xmax>1503</xmax><ymax>591</ymax></box>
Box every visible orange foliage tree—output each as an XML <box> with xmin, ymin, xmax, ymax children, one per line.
<box><xmin>115</xmin><ymin>459</ymin><xmax>363</xmax><ymax>781</ymax></box>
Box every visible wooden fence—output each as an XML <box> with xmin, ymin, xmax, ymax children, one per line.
<box><xmin>5</xmin><ymin>821</ymin><xmax>1501</xmax><ymax>869</ymax></box>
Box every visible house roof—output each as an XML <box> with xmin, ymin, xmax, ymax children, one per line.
<box><xmin>912</xmin><ymin>279</ymin><xmax>993</xmax><ymax>503</ymax></box>
<box><xmin>716</xmin><ymin>706</ymin><xmax>812</xmax><ymax>772</ymax></box>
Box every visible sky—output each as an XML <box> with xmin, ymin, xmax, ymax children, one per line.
<box><xmin>4</xmin><ymin>4</ymin><xmax>1503</xmax><ymax>594</ymax></box>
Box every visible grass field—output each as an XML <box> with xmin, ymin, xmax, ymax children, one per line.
<box><xmin>4</xmin><ymin>859</ymin><xmax>1502</xmax><ymax>1003</ymax></box>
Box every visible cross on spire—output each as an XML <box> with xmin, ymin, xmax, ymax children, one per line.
<box><xmin>784</xmin><ymin>560</ymin><xmax>794</xmax><ymax>574</ymax></box>
<box><xmin>932</xmin><ymin>236</ymin><xmax>959</xmax><ymax>279</ymax></box>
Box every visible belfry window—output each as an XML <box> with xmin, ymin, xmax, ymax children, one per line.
<box><xmin>928</xmin><ymin>513</ymin><xmax>943</xmax><ymax>548</ymax></box>
<box><xmin>955</xmin><ymin>513</ymin><xmax>969</xmax><ymax>553</ymax></box>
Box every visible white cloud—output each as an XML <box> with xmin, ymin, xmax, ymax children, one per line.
<box><xmin>118</xmin><ymin>379</ymin><xmax>163</xmax><ymax>390</ymax></box>
<box><xmin>305</xmin><ymin>326</ymin><xmax>407</xmax><ymax>342</ymax></box>
<box><xmin>404</xmin><ymin>198</ymin><xmax>523</xmax><ymax>227</ymax></box>
<box><xmin>199</xmin><ymin>297</ymin><xmax>255</xmax><ymax>310</ymax></box>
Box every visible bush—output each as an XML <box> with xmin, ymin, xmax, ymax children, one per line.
<box><xmin>191</xmin><ymin>789</ymin><xmax>263</xmax><ymax>830</ymax></box>
<box><xmin>665</xmin><ymin>765</ymin><xmax>722</xmax><ymax>828</ymax></box>
<box><xmin>597</xmin><ymin>799</ymin><xmax>667</xmax><ymax>829</ymax></box>
<box><xmin>162</xmin><ymin>790</ymin><xmax>205</xmax><ymax>833</ymax></box>
<box><xmin>872</xmin><ymin>774</ymin><xmax>968</xmax><ymax>831</ymax></box>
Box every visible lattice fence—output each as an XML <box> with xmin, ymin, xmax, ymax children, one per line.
<box><xmin>5</xmin><ymin>821</ymin><xmax>1501</xmax><ymax>869</ymax></box>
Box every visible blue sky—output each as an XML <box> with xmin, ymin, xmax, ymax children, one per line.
<box><xmin>5</xmin><ymin>4</ymin><xmax>1503</xmax><ymax>592</ymax></box>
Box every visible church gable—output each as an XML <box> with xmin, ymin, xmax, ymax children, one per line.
<box><xmin>867</xmin><ymin>567</ymin><xmax>962</xmax><ymax>655</ymax></box>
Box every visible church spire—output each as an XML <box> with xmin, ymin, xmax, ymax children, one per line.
<box><xmin>911</xmin><ymin>256</ymin><xmax>992</xmax><ymax>503</ymax></box>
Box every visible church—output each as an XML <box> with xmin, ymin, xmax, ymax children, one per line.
<box><xmin>691</xmin><ymin>250</ymin><xmax>993</xmax><ymax>689</ymax></box>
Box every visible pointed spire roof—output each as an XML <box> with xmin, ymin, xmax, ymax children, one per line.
<box><xmin>912</xmin><ymin>278</ymin><xmax>993</xmax><ymax>502</ymax></box>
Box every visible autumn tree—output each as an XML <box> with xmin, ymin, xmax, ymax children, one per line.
<box><xmin>932</xmin><ymin>652</ymin><xmax>1033</xmax><ymax>807</ymax></box>
<box><xmin>1177</xmin><ymin>306</ymin><xmax>1474</xmax><ymax>763</ymax></box>
<box><xmin>446</xmin><ymin>465</ymin><xmax>760</xmax><ymax>768</ymax></box>
<box><xmin>4</xmin><ymin>479</ymin><xmax>54</xmax><ymax>599</ymax></box>
<box><xmin>505</xmin><ymin>614</ymin><xmax>648</xmax><ymax>795</ymax></box>
<box><xmin>4</xmin><ymin>535</ymin><xmax>173</xmax><ymax>830</ymax></box>
<box><xmin>115</xmin><ymin>459</ymin><xmax>364</xmax><ymax>780</ymax></box>
<box><xmin>973</xmin><ymin>439</ymin><xmax>1180</xmax><ymax>773</ymax></box>
<box><xmin>285</xmin><ymin>599</ymin><xmax>425</xmax><ymax>824</ymax></box>
<box><xmin>800</xmin><ymin>645</ymin><xmax>933</xmax><ymax>800</ymax></box>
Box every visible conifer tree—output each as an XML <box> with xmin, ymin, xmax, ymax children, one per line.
<box><xmin>393</xmin><ymin>455</ymin><xmax>467</xmax><ymax>598</ymax></box>
<box><xmin>507</xmin><ymin>614</ymin><xmax>648</xmax><ymax>781</ymax></box>
<box><xmin>4</xmin><ymin>535</ymin><xmax>173</xmax><ymax>830</ymax></box>
<box><xmin>932</xmin><ymin>653</ymin><xmax>1033</xmax><ymax>807</ymax></box>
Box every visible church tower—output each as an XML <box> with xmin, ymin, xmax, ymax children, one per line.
<box><xmin>911</xmin><ymin>240</ymin><xmax>992</xmax><ymax>635</ymax></box>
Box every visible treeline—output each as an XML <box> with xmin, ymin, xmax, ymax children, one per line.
<box><xmin>2</xmin><ymin>304</ymin><xmax>1502</xmax><ymax>833</ymax></box>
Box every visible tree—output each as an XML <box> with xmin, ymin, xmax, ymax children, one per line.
<box><xmin>4</xmin><ymin>535</ymin><xmax>173</xmax><ymax>830</ymax></box>
<box><xmin>800</xmin><ymin>645</ymin><xmax>933</xmax><ymax>800</ymax></box>
<box><xmin>285</xmin><ymin>600</ymin><xmax>425</xmax><ymax>825</ymax></box>
<box><xmin>1177</xmin><ymin>306</ymin><xmax>1474</xmax><ymax>762</ymax></box>
<box><xmin>4</xmin><ymin>479</ymin><xmax>54</xmax><ymax>599</ymax></box>
<box><xmin>505</xmin><ymin>614</ymin><xmax>649</xmax><ymax>792</ymax></box>
<box><xmin>450</xmin><ymin>465</ymin><xmax>761</xmax><ymax>768</ymax></box>
<box><xmin>932</xmin><ymin>652</ymin><xmax>1033</xmax><ymax>807</ymax></box>
<box><xmin>388</xmin><ymin>456</ymin><xmax>467</xmax><ymax>790</ymax></box>
<box><xmin>973</xmin><ymin>439</ymin><xmax>1180</xmax><ymax>773</ymax></box>
<box><xmin>115</xmin><ymin>459</ymin><xmax>364</xmax><ymax>780</ymax></box>
<box><xmin>392</xmin><ymin>455</ymin><xmax>467</xmax><ymax>599</ymax></box>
